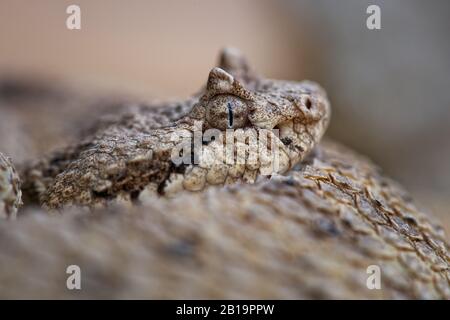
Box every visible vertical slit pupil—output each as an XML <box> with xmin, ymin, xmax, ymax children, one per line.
<box><xmin>227</xmin><ymin>102</ymin><xmax>234</xmax><ymax>128</ymax></box>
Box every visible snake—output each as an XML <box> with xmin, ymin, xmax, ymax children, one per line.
<box><xmin>0</xmin><ymin>49</ymin><xmax>448</xmax><ymax>299</ymax></box>
<box><xmin>20</xmin><ymin>48</ymin><xmax>330</xmax><ymax>209</ymax></box>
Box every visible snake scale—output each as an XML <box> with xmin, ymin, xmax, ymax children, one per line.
<box><xmin>0</xmin><ymin>49</ymin><xmax>448</xmax><ymax>299</ymax></box>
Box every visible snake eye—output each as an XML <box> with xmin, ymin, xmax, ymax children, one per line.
<box><xmin>206</xmin><ymin>95</ymin><xmax>248</xmax><ymax>130</ymax></box>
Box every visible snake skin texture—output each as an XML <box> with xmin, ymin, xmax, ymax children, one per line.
<box><xmin>0</xmin><ymin>152</ymin><xmax>22</xmax><ymax>219</ymax></box>
<box><xmin>0</xmin><ymin>49</ymin><xmax>448</xmax><ymax>298</ymax></box>
<box><xmin>0</xmin><ymin>141</ymin><xmax>448</xmax><ymax>298</ymax></box>
<box><xmin>21</xmin><ymin>49</ymin><xmax>330</xmax><ymax>209</ymax></box>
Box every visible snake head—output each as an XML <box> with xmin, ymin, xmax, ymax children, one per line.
<box><xmin>186</xmin><ymin>49</ymin><xmax>331</xmax><ymax>170</ymax></box>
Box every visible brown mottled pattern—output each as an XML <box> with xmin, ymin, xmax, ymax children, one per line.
<box><xmin>0</xmin><ymin>141</ymin><xmax>448</xmax><ymax>298</ymax></box>
<box><xmin>0</xmin><ymin>49</ymin><xmax>448</xmax><ymax>299</ymax></box>
<box><xmin>0</xmin><ymin>152</ymin><xmax>22</xmax><ymax>219</ymax></box>
<box><xmin>21</xmin><ymin>49</ymin><xmax>330</xmax><ymax>209</ymax></box>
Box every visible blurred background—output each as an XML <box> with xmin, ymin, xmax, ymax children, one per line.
<box><xmin>0</xmin><ymin>0</ymin><xmax>449</xmax><ymax>228</ymax></box>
